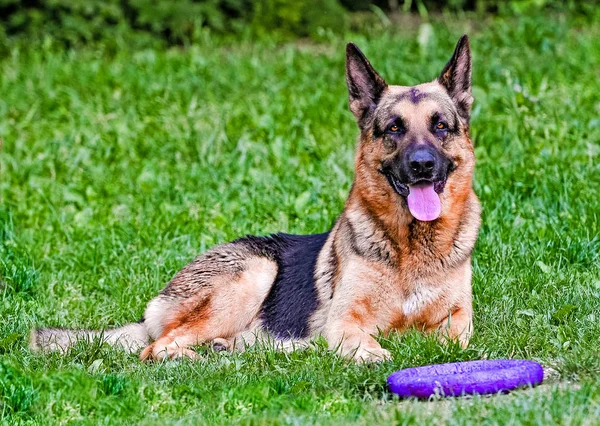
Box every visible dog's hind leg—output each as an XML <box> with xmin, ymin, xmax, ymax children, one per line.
<box><xmin>140</xmin><ymin>254</ymin><xmax>277</xmax><ymax>361</ymax></box>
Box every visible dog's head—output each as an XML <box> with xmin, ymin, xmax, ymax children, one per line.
<box><xmin>347</xmin><ymin>36</ymin><xmax>475</xmax><ymax>222</ymax></box>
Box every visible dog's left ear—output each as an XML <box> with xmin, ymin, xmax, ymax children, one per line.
<box><xmin>346</xmin><ymin>43</ymin><xmax>387</xmax><ymax>128</ymax></box>
<box><xmin>438</xmin><ymin>35</ymin><xmax>473</xmax><ymax>123</ymax></box>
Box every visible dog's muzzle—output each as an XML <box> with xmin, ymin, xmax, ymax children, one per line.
<box><xmin>380</xmin><ymin>144</ymin><xmax>455</xmax><ymax>221</ymax></box>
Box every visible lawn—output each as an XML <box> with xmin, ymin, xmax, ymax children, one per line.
<box><xmin>1</xmin><ymin>9</ymin><xmax>600</xmax><ymax>425</ymax></box>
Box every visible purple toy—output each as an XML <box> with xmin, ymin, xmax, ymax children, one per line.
<box><xmin>387</xmin><ymin>359</ymin><xmax>544</xmax><ymax>399</ymax></box>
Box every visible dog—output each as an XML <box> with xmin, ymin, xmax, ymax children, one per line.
<box><xmin>31</xmin><ymin>35</ymin><xmax>481</xmax><ymax>363</ymax></box>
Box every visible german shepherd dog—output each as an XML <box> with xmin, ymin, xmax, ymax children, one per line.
<box><xmin>31</xmin><ymin>35</ymin><xmax>481</xmax><ymax>363</ymax></box>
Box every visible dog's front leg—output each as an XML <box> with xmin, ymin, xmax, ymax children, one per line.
<box><xmin>325</xmin><ymin>322</ymin><xmax>391</xmax><ymax>363</ymax></box>
<box><xmin>429</xmin><ymin>305</ymin><xmax>473</xmax><ymax>349</ymax></box>
<box><xmin>322</xmin><ymin>260</ymin><xmax>392</xmax><ymax>363</ymax></box>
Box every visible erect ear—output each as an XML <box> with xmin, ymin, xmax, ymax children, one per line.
<box><xmin>438</xmin><ymin>35</ymin><xmax>473</xmax><ymax>123</ymax></box>
<box><xmin>346</xmin><ymin>43</ymin><xmax>387</xmax><ymax>128</ymax></box>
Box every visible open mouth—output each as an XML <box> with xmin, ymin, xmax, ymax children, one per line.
<box><xmin>384</xmin><ymin>172</ymin><xmax>409</xmax><ymax>197</ymax></box>
<box><xmin>383</xmin><ymin>172</ymin><xmax>447</xmax><ymax>222</ymax></box>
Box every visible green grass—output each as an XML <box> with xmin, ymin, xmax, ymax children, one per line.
<box><xmin>1</xmin><ymin>10</ymin><xmax>600</xmax><ymax>425</ymax></box>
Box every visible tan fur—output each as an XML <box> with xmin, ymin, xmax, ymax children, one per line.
<box><xmin>141</xmin><ymin>257</ymin><xmax>276</xmax><ymax>360</ymax></box>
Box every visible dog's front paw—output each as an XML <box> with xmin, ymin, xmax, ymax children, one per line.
<box><xmin>351</xmin><ymin>346</ymin><xmax>392</xmax><ymax>363</ymax></box>
<box><xmin>140</xmin><ymin>342</ymin><xmax>199</xmax><ymax>362</ymax></box>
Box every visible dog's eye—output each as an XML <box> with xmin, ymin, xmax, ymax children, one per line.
<box><xmin>388</xmin><ymin>123</ymin><xmax>403</xmax><ymax>133</ymax></box>
<box><xmin>436</xmin><ymin>122</ymin><xmax>447</xmax><ymax>130</ymax></box>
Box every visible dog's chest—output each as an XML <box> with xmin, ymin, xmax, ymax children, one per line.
<box><xmin>398</xmin><ymin>284</ymin><xmax>443</xmax><ymax>318</ymax></box>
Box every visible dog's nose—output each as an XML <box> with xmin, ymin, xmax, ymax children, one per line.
<box><xmin>408</xmin><ymin>147</ymin><xmax>436</xmax><ymax>176</ymax></box>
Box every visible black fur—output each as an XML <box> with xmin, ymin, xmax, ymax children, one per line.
<box><xmin>342</xmin><ymin>217</ymin><xmax>395</xmax><ymax>265</ymax></box>
<box><xmin>239</xmin><ymin>233</ymin><xmax>329</xmax><ymax>339</ymax></box>
<box><xmin>395</xmin><ymin>88</ymin><xmax>429</xmax><ymax>104</ymax></box>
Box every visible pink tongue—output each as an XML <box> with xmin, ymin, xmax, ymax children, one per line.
<box><xmin>406</xmin><ymin>184</ymin><xmax>441</xmax><ymax>221</ymax></box>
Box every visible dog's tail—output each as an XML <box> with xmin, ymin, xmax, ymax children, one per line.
<box><xmin>29</xmin><ymin>320</ymin><xmax>150</xmax><ymax>354</ymax></box>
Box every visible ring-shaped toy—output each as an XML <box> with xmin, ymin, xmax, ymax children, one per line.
<box><xmin>387</xmin><ymin>359</ymin><xmax>544</xmax><ymax>399</ymax></box>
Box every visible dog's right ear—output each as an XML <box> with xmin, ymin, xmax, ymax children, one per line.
<box><xmin>346</xmin><ymin>43</ymin><xmax>387</xmax><ymax>127</ymax></box>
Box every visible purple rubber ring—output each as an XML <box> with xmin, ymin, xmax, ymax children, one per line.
<box><xmin>388</xmin><ymin>359</ymin><xmax>544</xmax><ymax>399</ymax></box>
